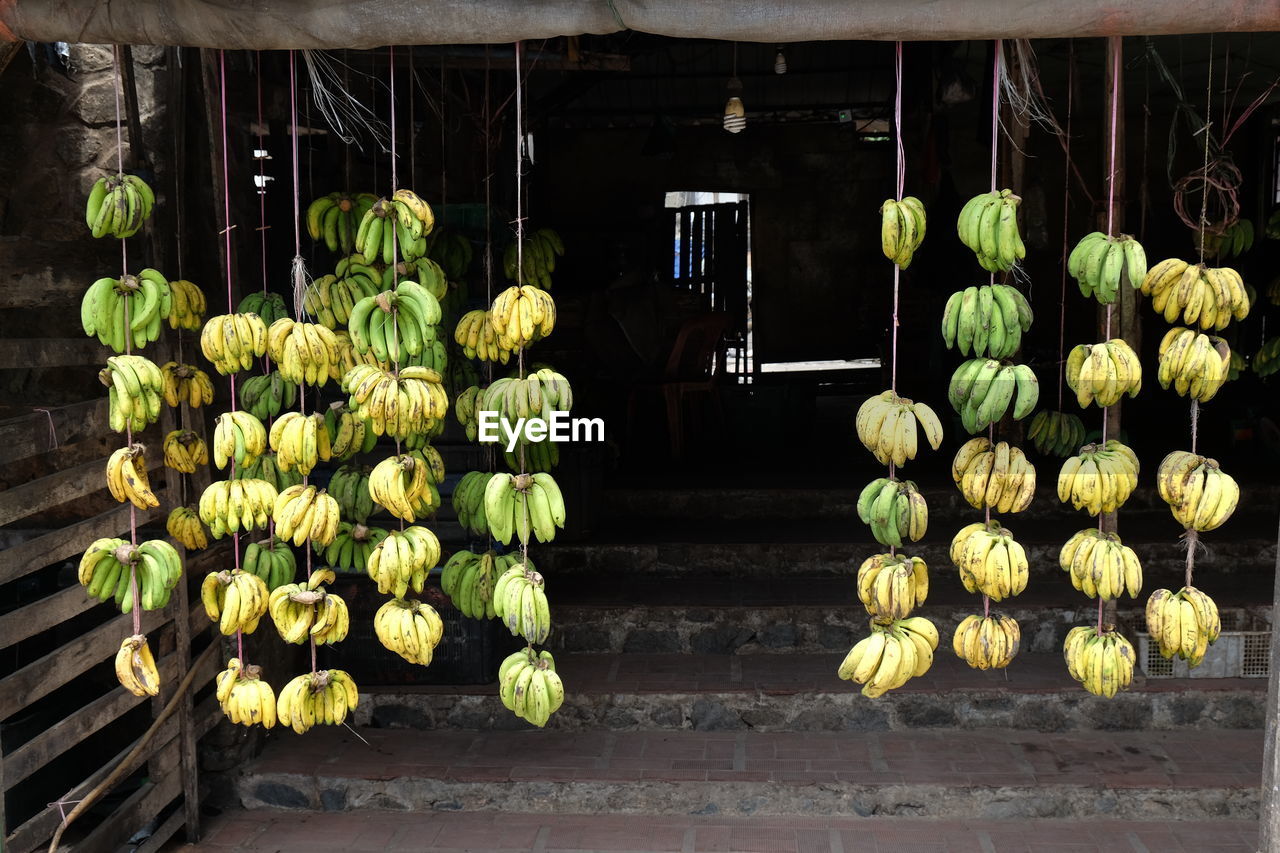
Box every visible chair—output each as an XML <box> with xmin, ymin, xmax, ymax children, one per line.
<box><xmin>627</xmin><ymin>312</ymin><xmax>733</xmax><ymax>460</ymax></box>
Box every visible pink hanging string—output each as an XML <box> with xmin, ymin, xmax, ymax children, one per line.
<box><xmin>1056</xmin><ymin>44</ymin><xmax>1074</xmax><ymax>411</ymax></box>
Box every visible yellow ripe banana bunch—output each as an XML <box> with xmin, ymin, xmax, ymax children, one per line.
<box><xmin>855</xmin><ymin>390</ymin><xmax>945</xmax><ymax>467</ymax></box>
<box><xmin>115</xmin><ymin>634</ymin><xmax>161</xmax><ymax>697</ymax></box>
<box><xmin>1063</xmin><ymin>626</ymin><xmax>1134</xmax><ymax>698</ymax></box>
<box><xmin>273</xmin><ymin>484</ymin><xmax>341</xmax><ymax>547</ymax></box>
<box><xmin>383</xmin><ymin>256</ymin><xmax>449</xmax><ymax>301</ymax></box>
<box><xmin>1156</xmin><ymin>451</ymin><xmax>1239</xmax><ymax>531</ymax></box>
<box><xmin>443</xmin><ymin>550</ymin><xmax>524</xmax><ymax>621</ymax></box>
<box><xmin>839</xmin><ymin>617</ymin><xmax>938</xmax><ymax>697</ymax></box>
<box><xmin>86</xmin><ymin>172</ymin><xmax>155</xmax><ymax>238</ymax></box>
<box><xmin>160</xmin><ymin>361</ymin><xmax>215</xmax><ymax>409</ymax></box>
<box><xmin>167</xmin><ymin>506</ymin><xmax>209</xmax><ymax>550</ymax></box>
<box><xmin>950</xmin><ymin>521</ymin><xmax>1029</xmax><ymax>601</ymax></box>
<box><xmin>956</xmin><ymin>189</ymin><xmax>1025</xmax><ymax>272</ymax></box>
<box><xmin>366</xmin><ymin>526</ymin><xmax>442</xmax><ymax>598</ymax></box>
<box><xmin>369</xmin><ymin>454</ymin><xmax>434</xmax><ymax>523</ymax></box>
<box><xmin>81</xmin><ymin>270</ymin><xmax>171</xmax><ymax>353</ymax></box>
<box><xmin>167</xmin><ymin>279</ymin><xmax>207</xmax><ymax>330</ymax></box>
<box><xmin>498</xmin><ymin>647</ymin><xmax>566</xmax><ymax>727</ymax></box>
<box><xmin>374</xmin><ymin>597</ymin><xmax>445</xmax><ymax>666</ymax></box>
<box><xmin>1140</xmin><ymin>259</ymin><xmax>1250</xmax><ymax>331</ymax></box>
<box><xmin>1057</xmin><ymin>440</ymin><xmax>1140</xmax><ymax>516</ymax></box>
<box><xmin>1064</xmin><ymin>339</ymin><xmax>1142</xmax><ymax>408</ymax></box>
<box><xmin>243</xmin><ymin>537</ymin><xmax>298</xmax><ymax>591</ymax></box>
<box><xmin>880</xmin><ymin>196</ymin><xmax>927</xmax><ymax>268</ymax></box>
<box><xmin>100</xmin><ymin>354</ymin><xmax>164</xmax><ymax>434</ymax></box>
<box><xmin>306</xmin><ymin>191</ymin><xmax>378</xmax><ymax>254</ymax></box>
<box><xmin>1066</xmin><ymin>232</ymin><xmax>1147</xmax><ymax>304</ymax></box>
<box><xmin>954</xmin><ymin>613</ymin><xmax>1020</xmax><ymax>670</ymax></box>
<box><xmin>215</xmin><ymin>658</ymin><xmax>277</xmax><ymax>728</ymax></box>
<box><xmin>1059</xmin><ymin>529</ymin><xmax>1143</xmax><ymax>600</ymax></box>
<box><xmin>238</xmin><ymin>291</ymin><xmax>289</xmax><ymax>326</ymax></box>
<box><xmin>269</xmin><ymin>412</ymin><xmax>332</xmax><ymax>476</ymax></box>
<box><xmin>347</xmin><ymin>282</ymin><xmax>443</xmax><ymax>365</ymax></box>
<box><xmin>201</xmin><ymin>569</ymin><xmax>270</xmax><ymax>635</ymax></box>
<box><xmin>324</xmin><ymin>401</ymin><xmax>376</xmax><ymax>462</ymax></box>
<box><xmin>948</xmin><ymin>359</ymin><xmax>1040</xmax><ymax>434</ymax></box>
<box><xmin>489</xmin><ymin>285</ymin><xmax>557</xmax><ymax>350</ymax></box>
<box><xmin>493</xmin><ymin>562</ymin><xmax>551</xmax><ymax>643</ymax></box>
<box><xmin>106</xmin><ymin>443</ymin><xmax>160</xmax><ymax>509</ymax></box>
<box><xmin>950</xmin><ymin>437</ymin><xmax>1036</xmax><ymax>514</ymax></box>
<box><xmin>1027</xmin><ymin>410</ymin><xmax>1087</xmax><ymax>459</ymax></box>
<box><xmin>1146</xmin><ymin>587</ymin><xmax>1221</xmax><ymax>667</ymax></box>
<box><xmin>855</xmin><ymin>478</ymin><xmax>928</xmax><ymax>547</ymax></box>
<box><xmin>502</xmin><ymin>228</ymin><xmax>565</xmax><ymax>290</ymax></box>
<box><xmin>940</xmin><ymin>283</ymin><xmax>1034</xmax><ymax>359</ymax></box>
<box><xmin>856</xmin><ymin>553</ymin><xmax>928</xmax><ymax>620</ymax></box>
<box><xmin>342</xmin><ymin>364</ymin><xmax>449</xmax><ymax>440</ymax></box>
<box><xmin>329</xmin><ymin>464</ymin><xmax>375</xmax><ymax>523</ymax></box>
<box><xmin>201</xmin><ymin>313</ymin><xmax>269</xmax><ymax>375</ymax></box>
<box><xmin>266</xmin><ymin>317</ymin><xmax>342</xmax><ymax>386</ymax></box>
<box><xmin>213</xmin><ymin>410</ymin><xmax>268</xmax><ymax>471</ymax></box>
<box><xmin>237</xmin><ymin>451</ymin><xmax>302</xmax><ymax>493</ymax></box>
<box><xmin>318</xmin><ymin>521</ymin><xmax>388</xmax><ymax>574</ymax></box>
<box><xmin>198</xmin><ymin>478</ymin><xmax>278</xmax><ymax>538</ymax></box>
<box><xmin>452</xmin><ymin>471</ymin><xmax>492</xmax><ymax>536</ymax></box>
<box><xmin>277</xmin><ymin>669</ymin><xmax>360</xmax><ymax>734</ymax></box>
<box><xmin>240</xmin><ymin>371</ymin><xmax>298</xmax><ymax>421</ymax></box>
<box><xmin>484</xmin><ymin>472</ymin><xmax>566</xmax><ymax>546</ymax></box>
<box><xmin>1255</xmin><ymin>336</ymin><xmax>1280</xmax><ymax>377</ymax></box>
<box><xmin>1201</xmin><ymin>218</ymin><xmax>1253</xmax><ymax>260</ymax></box>
<box><xmin>1157</xmin><ymin>327</ymin><xmax>1231</xmax><ymax>403</ymax></box>
<box><xmin>268</xmin><ymin>568</ymin><xmax>349</xmax><ymax>644</ymax></box>
<box><xmin>454</xmin><ymin>309</ymin><xmax>513</xmax><ymax>363</ymax></box>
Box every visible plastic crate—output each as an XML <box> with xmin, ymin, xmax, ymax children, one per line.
<box><xmin>1137</xmin><ymin>609</ymin><xmax>1270</xmax><ymax>678</ymax></box>
<box><xmin>317</xmin><ymin>574</ymin><xmax>519</xmax><ymax>686</ymax></box>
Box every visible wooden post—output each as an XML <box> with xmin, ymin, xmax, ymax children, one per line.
<box><xmin>1262</xmin><ymin>509</ymin><xmax>1280</xmax><ymax>852</ymax></box>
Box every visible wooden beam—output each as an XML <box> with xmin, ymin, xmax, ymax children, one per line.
<box><xmin>73</xmin><ymin>760</ymin><xmax>183</xmax><ymax>853</ymax></box>
<box><xmin>0</xmin><ymin>338</ymin><xmax>111</xmax><ymax>370</ymax></box>
<box><xmin>0</xmin><ymin>397</ymin><xmax>107</xmax><ymax>465</ymax></box>
<box><xmin>133</xmin><ymin>805</ymin><xmax>188</xmax><ymax>853</ymax></box>
<box><xmin>0</xmin><ymin>499</ymin><xmax>165</xmax><ymax>587</ymax></box>
<box><xmin>0</xmin><ymin>237</ymin><xmax>117</xmax><ymax>309</ymax></box>
<box><xmin>0</xmin><ymin>451</ymin><xmax>162</xmax><ymax>528</ymax></box>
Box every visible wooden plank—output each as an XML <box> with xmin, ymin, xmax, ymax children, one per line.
<box><xmin>0</xmin><ymin>450</ymin><xmax>163</xmax><ymax>528</ymax></box>
<box><xmin>74</xmin><ymin>758</ymin><xmax>183</xmax><ymax>853</ymax></box>
<box><xmin>0</xmin><ymin>398</ymin><xmax>107</xmax><ymax>465</ymax></box>
<box><xmin>0</xmin><ymin>499</ymin><xmax>164</xmax><ymax>587</ymax></box>
<box><xmin>0</xmin><ymin>600</ymin><xmax>175</xmax><ymax>720</ymax></box>
<box><xmin>3</xmin><ymin>650</ymin><xmax>181</xmax><ymax>787</ymax></box>
<box><xmin>0</xmin><ymin>338</ymin><xmax>110</xmax><ymax>370</ymax></box>
<box><xmin>0</xmin><ymin>585</ymin><xmax>98</xmax><ymax>652</ymax></box>
<box><xmin>133</xmin><ymin>805</ymin><xmax>187</xmax><ymax>853</ymax></box>
<box><xmin>0</xmin><ymin>237</ymin><xmax>117</xmax><ymax>310</ymax></box>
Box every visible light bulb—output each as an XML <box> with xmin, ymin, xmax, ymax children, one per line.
<box><xmin>723</xmin><ymin>96</ymin><xmax>746</xmax><ymax>133</ymax></box>
<box><xmin>774</xmin><ymin>48</ymin><xmax>787</xmax><ymax>75</ymax></box>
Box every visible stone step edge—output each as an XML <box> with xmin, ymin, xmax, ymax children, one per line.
<box><xmin>239</xmin><ymin>774</ymin><xmax>1259</xmax><ymax>821</ymax></box>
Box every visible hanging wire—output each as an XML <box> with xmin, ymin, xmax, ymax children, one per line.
<box><xmin>1056</xmin><ymin>43</ymin><xmax>1075</xmax><ymax>412</ymax></box>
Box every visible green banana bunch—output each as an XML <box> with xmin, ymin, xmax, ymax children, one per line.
<box><xmin>347</xmin><ymin>283</ymin><xmax>443</xmax><ymax>366</ymax></box>
<box><xmin>484</xmin><ymin>472</ymin><xmax>566</xmax><ymax>546</ymax></box>
<box><xmin>304</xmin><ymin>270</ymin><xmax>382</xmax><ymax>329</ymax></box>
<box><xmin>239</xmin><ymin>371</ymin><xmax>298</xmax><ymax>421</ymax></box>
<box><xmin>426</xmin><ymin>227</ymin><xmax>475</xmax><ymax>281</ymax></box>
<box><xmin>1255</xmin><ymin>337</ymin><xmax>1280</xmax><ymax>376</ymax></box>
<box><xmin>1059</xmin><ymin>528</ymin><xmax>1142</xmax><ymax>600</ymax></box>
<box><xmin>236</xmin><ymin>451</ymin><xmax>303</xmax><ymax>493</ymax></box>
<box><xmin>480</xmin><ymin>369</ymin><xmax>574</xmax><ymax>424</ymax></box>
<box><xmin>100</xmin><ymin>354</ymin><xmax>165</xmax><ymax>433</ymax></box>
<box><xmin>237</xmin><ymin>292</ymin><xmax>289</xmax><ymax>327</ymax></box>
<box><xmin>956</xmin><ymin>189</ymin><xmax>1024</xmax><ymax>272</ymax></box>
<box><xmin>324</xmin><ymin>402</ymin><xmax>377</xmax><ymax>462</ymax></box>
<box><xmin>947</xmin><ymin>358</ymin><xmax>1039</xmax><ymax>433</ymax></box>
<box><xmin>1145</xmin><ymin>587</ymin><xmax>1221</xmax><ymax>668</ymax></box>
<box><xmin>441</xmin><ymin>550</ymin><xmax>526</xmax><ymax>621</ymax></box>
<box><xmin>503</xmin><ymin>228</ymin><xmax>565</xmax><ymax>289</ymax></box>
<box><xmin>856</xmin><ymin>478</ymin><xmax>928</xmax><ymax>546</ymax></box>
<box><xmin>1268</xmin><ymin>209</ymin><xmax>1280</xmax><ymax>240</ymax></box>
<box><xmin>1066</xmin><ymin>232</ymin><xmax>1147</xmax><ymax>305</ymax></box>
<box><xmin>1063</xmin><ymin>626</ymin><xmax>1134</xmax><ymax>698</ymax></box>
<box><xmin>1026</xmin><ymin>410</ymin><xmax>1087</xmax><ymax>458</ymax></box>
<box><xmin>317</xmin><ymin>521</ymin><xmax>388</xmax><ymax>574</ymax></box>
<box><xmin>79</xmin><ymin>537</ymin><xmax>182</xmax><ymax>612</ymax></box>
<box><xmin>838</xmin><ymin>617</ymin><xmax>937</xmax><ymax>697</ymax></box>
<box><xmin>305</xmin><ymin>191</ymin><xmax>378</xmax><ymax>254</ymax></box>
<box><xmin>879</xmin><ymin>196</ymin><xmax>926</xmax><ymax>268</ymax></box>
<box><xmin>81</xmin><ymin>270</ymin><xmax>172</xmax><ymax>353</ymax></box>
<box><xmin>954</xmin><ymin>614</ymin><xmax>1020</xmax><ymax>670</ymax></box>
<box><xmin>384</xmin><ymin>257</ymin><xmax>449</xmax><ymax>302</ymax></box>
<box><xmin>497</xmin><ymin>647</ymin><xmax>565</xmax><ymax>728</ymax></box>
<box><xmin>1227</xmin><ymin>350</ymin><xmax>1246</xmax><ymax>381</ymax></box>
<box><xmin>452</xmin><ymin>471</ymin><xmax>491</xmax><ymax>536</ymax></box>
<box><xmin>242</xmin><ymin>537</ymin><xmax>298</xmax><ymax>591</ymax></box>
<box><xmin>1201</xmin><ymin>218</ymin><xmax>1253</xmax><ymax>259</ymax></box>
<box><xmin>355</xmin><ymin>190</ymin><xmax>436</xmax><ymax>265</ymax></box>
<box><xmin>455</xmin><ymin>385</ymin><xmax>480</xmax><ymax>441</ymax></box>
<box><xmin>940</xmin><ymin>283</ymin><xmax>1034</xmax><ymax>358</ymax></box>
<box><xmin>1156</xmin><ymin>327</ymin><xmax>1231</xmax><ymax>403</ymax></box>
<box><xmin>86</xmin><ymin>173</ymin><xmax>154</xmax><ymax>238</ymax></box>
<box><xmin>329</xmin><ymin>463</ymin><xmax>375</xmax><ymax>523</ymax></box>
<box><xmin>1064</xmin><ymin>339</ymin><xmax>1142</xmax><ymax>408</ymax></box>
<box><xmin>503</xmin><ymin>441</ymin><xmax>561</xmax><ymax>473</ymax></box>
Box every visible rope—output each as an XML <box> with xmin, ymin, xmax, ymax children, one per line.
<box><xmin>1198</xmin><ymin>35</ymin><xmax>1214</xmax><ymax>265</ymax></box>
<box><xmin>1097</xmin><ymin>39</ymin><xmax>1122</xmax><ymax>577</ymax></box>
<box><xmin>514</xmin><ymin>40</ymin><xmax>532</xmax><ymax>628</ymax></box>
<box><xmin>1056</xmin><ymin>43</ymin><xmax>1074</xmax><ymax>411</ymax></box>
<box><xmin>989</xmin><ymin>40</ymin><xmax>1001</xmax><ymax>289</ymax></box>
<box><xmin>886</xmin><ymin>41</ymin><xmax>904</xmax><ymax>560</ymax></box>
<box><xmin>388</xmin><ymin>47</ymin><xmax>406</xmax><ymax>526</ymax></box>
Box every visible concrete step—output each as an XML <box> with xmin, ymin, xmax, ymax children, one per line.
<box><xmin>351</xmin><ymin>652</ymin><xmax>1265</xmax><ymax>734</ymax></box>
<box><xmin>236</xmin><ymin>727</ymin><xmax>1262</xmax><ymax>821</ymax></box>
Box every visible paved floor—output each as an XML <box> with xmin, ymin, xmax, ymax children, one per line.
<box><xmin>174</xmin><ymin>808</ymin><xmax>1260</xmax><ymax>852</ymax></box>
